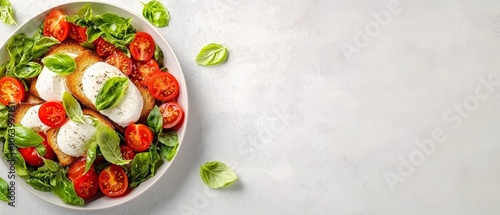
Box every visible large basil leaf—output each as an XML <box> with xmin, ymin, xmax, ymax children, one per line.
<box><xmin>13</xmin><ymin>62</ymin><xmax>42</xmax><ymax>78</ymax></box>
<box><xmin>6</xmin><ymin>124</ymin><xmax>44</xmax><ymax>148</ymax></box>
<box><xmin>196</xmin><ymin>43</ymin><xmax>229</xmax><ymax>66</ymax></box>
<box><xmin>142</xmin><ymin>0</ymin><xmax>170</xmax><ymax>27</ymax></box>
<box><xmin>147</xmin><ymin>105</ymin><xmax>162</xmax><ymax>134</ymax></box>
<box><xmin>130</xmin><ymin>152</ymin><xmax>152</xmax><ymax>188</ymax></box>
<box><xmin>84</xmin><ymin>138</ymin><xmax>98</xmax><ymax>173</ymax></box>
<box><xmin>199</xmin><ymin>161</ymin><xmax>238</xmax><ymax>189</ymax></box>
<box><xmin>52</xmin><ymin>169</ymin><xmax>84</xmax><ymax>205</ymax></box>
<box><xmin>0</xmin><ymin>0</ymin><xmax>17</xmax><ymax>25</ymax></box>
<box><xmin>7</xmin><ymin>34</ymin><xmax>34</xmax><ymax>65</ymax></box>
<box><xmin>0</xmin><ymin>177</ymin><xmax>9</xmax><ymax>202</ymax></box>
<box><xmin>12</xmin><ymin>147</ymin><xmax>28</xmax><ymax>177</ymax></box>
<box><xmin>96</xmin><ymin>123</ymin><xmax>129</xmax><ymax>165</ymax></box>
<box><xmin>95</xmin><ymin>77</ymin><xmax>129</xmax><ymax>110</ymax></box>
<box><xmin>62</xmin><ymin>92</ymin><xmax>87</xmax><ymax>124</ymax></box>
<box><xmin>160</xmin><ymin>142</ymin><xmax>178</xmax><ymax>162</ymax></box>
<box><xmin>41</xmin><ymin>53</ymin><xmax>76</xmax><ymax>75</ymax></box>
<box><xmin>32</xmin><ymin>36</ymin><xmax>60</xmax><ymax>59</ymax></box>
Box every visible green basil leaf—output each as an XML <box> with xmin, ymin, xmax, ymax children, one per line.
<box><xmin>130</xmin><ymin>152</ymin><xmax>152</xmax><ymax>188</ymax></box>
<box><xmin>149</xmin><ymin>145</ymin><xmax>161</xmax><ymax>176</ymax></box>
<box><xmin>142</xmin><ymin>0</ymin><xmax>170</xmax><ymax>27</ymax></box>
<box><xmin>0</xmin><ymin>0</ymin><xmax>17</xmax><ymax>25</ymax></box>
<box><xmin>0</xmin><ymin>177</ymin><xmax>9</xmax><ymax>202</ymax></box>
<box><xmin>35</xmin><ymin>143</ymin><xmax>46</xmax><ymax>157</ymax></box>
<box><xmin>32</xmin><ymin>36</ymin><xmax>60</xmax><ymax>59</ymax></box>
<box><xmin>52</xmin><ymin>169</ymin><xmax>84</xmax><ymax>205</ymax></box>
<box><xmin>147</xmin><ymin>105</ymin><xmax>162</xmax><ymax>134</ymax></box>
<box><xmin>196</xmin><ymin>43</ymin><xmax>229</xmax><ymax>66</ymax></box>
<box><xmin>84</xmin><ymin>138</ymin><xmax>97</xmax><ymax>173</ymax></box>
<box><xmin>154</xmin><ymin>44</ymin><xmax>164</xmax><ymax>67</ymax></box>
<box><xmin>7</xmin><ymin>124</ymin><xmax>44</xmax><ymax>148</ymax></box>
<box><xmin>86</xmin><ymin>26</ymin><xmax>102</xmax><ymax>43</ymax></box>
<box><xmin>13</xmin><ymin>62</ymin><xmax>42</xmax><ymax>78</ymax></box>
<box><xmin>0</xmin><ymin>103</ymin><xmax>8</xmax><ymax>129</ymax></box>
<box><xmin>41</xmin><ymin>53</ymin><xmax>76</xmax><ymax>75</ymax></box>
<box><xmin>12</xmin><ymin>147</ymin><xmax>28</xmax><ymax>177</ymax></box>
<box><xmin>62</xmin><ymin>92</ymin><xmax>87</xmax><ymax>124</ymax></box>
<box><xmin>26</xmin><ymin>159</ymin><xmax>58</xmax><ymax>191</ymax></box>
<box><xmin>200</xmin><ymin>161</ymin><xmax>238</xmax><ymax>189</ymax></box>
<box><xmin>158</xmin><ymin>130</ymin><xmax>178</xmax><ymax>147</ymax></box>
<box><xmin>96</xmin><ymin>123</ymin><xmax>129</xmax><ymax>165</ymax></box>
<box><xmin>33</xmin><ymin>21</ymin><xmax>44</xmax><ymax>40</ymax></box>
<box><xmin>7</xmin><ymin>34</ymin><xmax>34</xmax><ymax>65</ymax></box>
<box><xmin>160</xmin><ymin>143</ymin><xmax>178</xmax><ymax>161</ymax></box>
<box><xmin>95</xmin><ymin>77</ymin><xmax>129</xmax><ymax>110</ymax></box>
<box><xmin>0</xmin><ymin>61</ymin><xmax>9</xmax><ymax>77</ymax></box>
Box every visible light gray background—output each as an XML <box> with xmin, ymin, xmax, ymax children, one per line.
<box><xmin>1</xmin><ymin>0</ymin><xmax>500</xmax><ymax>214</ymax></box>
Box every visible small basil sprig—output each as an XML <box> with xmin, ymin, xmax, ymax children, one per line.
<box><xmin>0</xmin><ymin>177</ymin><xmax>9</xmax><ymax>202</ymax></box>
<box><xmin>196</xmin><ymin>43</ymin><xmax>229</xmax><ymax>66</ymax></box>
<box><xmin>200</xmin><ymin>161</ymin><xmax>238</xmax><ymax>189</ymax></box>
<box><xmin>96</xmin><ymin>123</ymin><xmax>129</xmax><ymax>165</ymax></box>
<box><xmin>42</xmin><ymin>53</ymin><xmax>76</xmax><ymax>75</ymax></box>
<box><xmin>142</xmin><ymin>0</ymin><xmax>170</xmax><ymax>27</ymax></box>
<box><xmin>32</xmin><ymin>36</ymin><xmax>60</xmax><ymax>59</ymax></box>
<box><xmin>62</xmin><ymin>92</ymin><xmax>87</xmax><ymax>124</ymax></box>
<box><xmin>95</xmin><ymin>77</ymin><xmax>129</xmax><ymax>110</ymax></box>
<box><xmin>0</xmin><ymin>0</ymin><xmax>17</xmax><ymax>25</ymax></box>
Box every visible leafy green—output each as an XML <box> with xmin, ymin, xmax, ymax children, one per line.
<box><xmin>25</xmin><ymin>159</ymin><xmax>59</xmax><ymax>191</ymax></box>
<box><xmin>6</xmin><ymin>124</ymin><xmax>44</xmax><ymax>148</ymax></box>
<box><xmin>0</xmin><ymin>103</ymin><xmax>8</xmax><ymax>130</ymax></box>
<box><xmin>62</xmin><ymin>92</ymin><xmax>87</xmax><ymax>124</ymax></box>
<box><xmin>95</xmin><ymin>77</ymin><xmax>129</xmax><ymax>110</ymax></box>
<box><xmin>41</xmin><ymin>53</ymin><xmax>76</xmax><ymax>75</ymax></box>
<box><xmin>86</xmin><ymin>26</ymin><xmax>102</xmax><ymax>43</ymax></box>
<box><xmin>52</xmin><ymin>169</ymin><xmax>84</xmax><ymax>205</ymax></box>
<box><xmin>130</xmin><ymin>152</ymin><xmax>151</xmax><ymax>188</ymax></box>
<box><xmin>200</xmin><ymin>161</ymin><xmax>238</xmax><ymax>189</ymax></box>
<box><xmin>147</xmin><ymin>105</ymin><xmax>162</xmax><ymax>134</ymax></box>
<box><xmin>196</xmin><ymin>43</ymin><xmax>229</xmax><ymax>66</ymax></box>
<box><xmin>0</xmin><ymin>177</ymin><xmax>9</xmax><ymax>202</ymax></box>
<box><xmin>0</xmin><ymin>61</ymin><xmax>9</xmax><ymax>77</ymax></box>
<box><xmin>149</xmin><ymin>145</ymin><xmax>161</xmax><ymax>176</ymax></box>
<box><xmin>84</xmin><ymin>138</ymin><xmax>98</xmax><ymax>173</ymax></box>
<box><xmin>93</xmin><ymin>13</ymin><xmax>136</xmax><ymax>53</ymax></box>
<box><xmin>66</xmin><ymin>3</ymin><xmax>93</xmax><ymax>27</ymax></box>
<box><xmin>13</xmin><ymin>62</ymin><xmax>42</xmax><ymax>78</ymax></box>
<box><xmin>154</xmin><ymin>44</ymin><xmax>164</xmax><ymax>67</ymax></box>
<box><xmin>158</xmin><ymin>130</ymin><xmax>178</xmax><ymax>161</ymax></box>
<box><xmin>0</xmin><ymin>0</ymin><xmax>17</xmax><ymax>25</ymax></box>
<box><xmin>142</xmin><ymin>0</ymin><xmax>170</xmax><ymax>27</ymax></box>
<box><xmin>96</xmin><ymin>123</ymin><xmax>129</xmax><ymax>165</ymax></box>
<box><xmin>7</xmin><ymin>34</ymin><xmax>34</xmax><ymax>66</ymax></box>
<box><xmin>32</xmin><ymin>36</ymin><xmax>60</xmax><ymax>59</ymax></box>
<box><xmin>12</xmin><ymin>147</ymin><xmax>28</xmax><ymax>177</ymax></box>
<box><xmin>160</xmin><ymin>142</ymin><xmax>178</xmax><ymax>161</ymax></box>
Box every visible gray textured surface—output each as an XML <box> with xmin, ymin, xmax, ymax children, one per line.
<box><xmin>1</xmin><ymin>0</ymin><xmax>500</xmax><ymax>214</ymax></box>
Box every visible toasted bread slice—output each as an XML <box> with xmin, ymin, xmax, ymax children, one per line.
<box><xmin>46</xmin><ymin>109</ymin><xmax>115</xmax><ymax>167</ymax></box>
<box><xmin>30</xmin><ymin>42</ymin><xmax>86</xmax><ymax>99</ymax></box>
<box><xmin>66</xmin><ymin>50</ymin><xmax>155</xmax><ymax>127</ymax></box>
<box><xmin>25</xmin><ymin>92</ymin><xmax>44</xmax><ymax>104</ymax></box>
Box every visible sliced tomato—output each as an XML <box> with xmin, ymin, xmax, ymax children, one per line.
<box><xmin>43</xmin><ymin>9</ymin><xmax>69</xmax><ymax>42</ymax></box>
<box><xmin>129</xmin><ymin>32</ymin><xmax>155</xmax><ymax>61</ymax></box>
<box><xmin>95</xmin><ymin>37</ymin><xmax>116</xmax><ymax>58</ymax></box>
<box><xmin>105</xmin><ymin>51</ymin><xmax>133</xmax><ymax>76</ymax></box>
<box><xmin>38</xmin><ymin>101</ymin><xmax>66</xmax><ymax>127</ymax></box>
<box><xmin>18</xmin><ymin>133</ymin><xmax>55</xmax><ymax>167</ymax></box>
<box><xmin>99</xmin><ymin>165</ymin><xmax>128</xmax><ymax>197</ymax></box>
<box><xmin>0</xmin><ymin>76</ymin><xmax>25</xmax><ymax>106</ymax></box>
<box><xmin>172</xmin><ymin>113</ymin><xmax>184</xmax><ymax>131</ymax></box>
<box><xmin>159</xmin><ymin>102</ymin><xmax>184</xmax><ymax>129</ymax></box>
<box><xmin>124</xmin><ymin>124</ymin><xmax>153</xmax><ymax>152</ymax></box>
<box><xmin>148</xmin><ymin>72</ymin><xmax>179</xmax><ymax>101</ymax></box>
<box><xmin>120</xmin><ymin>145</ymin><xmax>136</xmax><ymax>160</ymax></box>
<box><xmin>68</xmin><ymin>23</ymin><xmax>87</xmax><ymax>43</ymax></box>
<box><xmin>130</xmin><ymin>59</ymin><xmax>159</xmax><ymax>87</ymax></box>
<box><xmin>68</xmin><ymin>158</ymin><xmax>95</xmax><ymax>182</ymax></box>
<box><xmin>73</xmin><ymin>170</ymin><xmax>99</xmax><ymax>199</ymax></box>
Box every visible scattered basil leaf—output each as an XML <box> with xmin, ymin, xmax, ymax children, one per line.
<box><xmin>154</xmin><ymin>44</ymin><xmax>164</xmax><ymax>67</ymax></box>
<box><xmin>84</xmin><ymin>138</ymin><xmax>98</xmax><ymax>173</ymax></box>
<box><xmin>12</xmin><ymin>147</ymin><xmax>28</xmax><ymax>177</ymax></box>
<box><xmin>6</xmin><ymin>124</ymin><xmax>44</xmax><ymax>148</ymax></box>
<box><xmin>142</xmin><ymin>0</ymin><xmax>170</xmax><ymax>27</ymax></box>
<box><xmin>62</xmin><ymin>92</ymin><xmax>87</xmax><ymax>124</ymax></box>
<box><xmin>67</xmin><ymin>3</ymin><xmax>93</xmax><ymax>27</ymax></box>
<box><xmin>33</xmin><ymin>21</ymin><xmax>44</xmax><ymax>40</ymax></box>
<box><xmin>95</xmin><ymin>77</ymin><xmax>129</xmax><ymax>110</ymax></box>
<box><xmin>149</xmin><ymin>145</ymin><xmax>161</xmax><ymax>176</ymax></box>
<box><xmin>0</xmin><ymin>103</ymin><xmax>8</xmax><ymax>130</ymax></box>
<box><xmin>13</xmin><ymin>62</ymin><xmax>42</xmax><ymax>78</ymax></box>
<box><xmin>158</xmin><ymin>130</ymin><xmax>178</xmax><ymax>161</ymax></box>
<box><xmin>0</xmin><ymin>0</ymin><xmax>17</xmax><ymax>26</ymax></box>
<box><xmin>196</xmin><ymin>43</ymin><xmax>229</xmax><ymax>66</ymax></box>
<box><xmin>147</xmin><ymin>105</ymin><xmax>162</xmax><ymax>134</ymax></box>
<box><xmin>32</xmin><ymin>36</ymin><xmax>60</xmax><ymax>59</ymax></box>
<box><xmin>200</xmin><ymin>161</ymin><xmax>238</xmax><ymax>189</ymax></box>
<box><xmin>0</xmin><ymin>61</ymin><xmax>9</xmax><ymax>77</ymax></box>
<box><xmin>7</xmin><ymin>34</ymin><xmax>34</xmax><ymax>65</ymax></box>
<box><xmin>86</xmin><ymin>26</ymin><xmax>102</xmax><ymax>43</ymax></box>
<box><xmin>52</xmin><ymin>169</ymin><xmax>84</xmax><ymax>205</ymax></box>
<box><xmin>41</xmin><ymin>53</ymin><xmax>76</xmax><ymax>75</ymax></box>
<box><xmin>0</xmin><ymin>177</ymin><xmax>9</xmax><ymax>202</ymax></box>
<box><xmin>160</xmin><ymin>143</ymin><xmax>178</xmax><ymax>161</ymax></box>
<box><xmin>25</xmin><ymin>159</ymin><xmax>59</xmax><ymax>191</ymax></box>
<box><xmin>96</xmin><ymin>123</ymin><xmax>129</xmax><ymax>165</ymax></box>
<box><xmin>34</xmin><ymin>142</ymin><xmax>46</xmax><ymax>157</ymax></box>
<box><xmin>130</xmin><ymin>152</ymin><xmax>152</xmax><ymax>188</ymax></box>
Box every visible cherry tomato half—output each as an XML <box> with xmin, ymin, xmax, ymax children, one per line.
<box><xmin>73</xmin><ymin>170</ymin><xmax>99</xmax><ymax>199</ymax></box>
<box><xmin>120</xmin><ymin>145</ymin><xmax>136</xmax><ymax>160</ymax></box>
<box><xmin>0</xmin><ymin>76</ymin><xmax>25</xmax><ymax>106</ymax></box>
<box><xmin>148</xmin><ymin>72</ymin><xmax>179</xmax><ymax>101</ymax></box>
<box><xmin>43</xmin><ymin>9</ymin><xmax>69</xmax><ymax>42</ymax></box>
<box><xmin>129</xmin><ymin>32</ymin><xmax>155</xmax><ymax>61</ymax></box>
<box><xmin>18</xmin><ymin>133</ymin><xmax>55</xmax><ymax>167</ymax></box>
<box><xmin>159</xmin><ymin>102</ymin><xmax>184</xmax><ymax>129</ymax></box>
<box><xmin>105</xmin><ymin>51</ymin><xmax>133</xmax><ymax>76</ymax></box>
<box><xmin>124</xmin><ymin>124</ymin><xmax>153</xmax><ymax>152</ymax></box>
<box><xmin>130</xmin><ymin>59</ymin><xmax>159</xmax><ymax>87</ymax></box>
<box><xmin>68</xmin><ymin>23</ymin><xmax>87</xmax><ymax>43</ymax></box>
<box><xmin>68</xmin><ymin>158</ymin><xmax>95</xmax><ymax>182</ymax></box>
<box><xmin>38</xmin><ymin>101</ymin><xmax>66</xmax><ymax>127</ymax></box>
<box><xmin>95</xmin><ymin>37</ymin><xmax>116</xmax><ymax>58</ymax></box>
<box><xmin>99</xmin><ymin>165</ymin><xmax>128</xmax><ymax>197</ymax></box>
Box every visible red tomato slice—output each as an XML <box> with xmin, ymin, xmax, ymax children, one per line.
<box><xmin>129</xmin><ymin>32</ymin><xmax>155</xmax><ymax>61</ymax></box>
<box><xmin>105</xmin><ymin>51</ymin><xmax>133</xmax><ymax>76</ymax></box>
<box><xmin>148</xmin><ymin>72</ymin><xmax>179</xmax><ymax>101</ymax></box>
<box><xmin>99</xmin><ymin>165</ymin><xmax>128</xmax><ymax>197</ymax></box>
<box><xmin>159</xmin><ymin>102</ymin><xmax>184</xmax><ymax>129</ymax></box>
<box><xmin>18</xmin><ymin>133</ymin><xmax>55</xmax><ymax>167</ymax></box>
<box><xmin>95</xmin><ymin>37</ymin><xmax>116</xmax><ymax>58</ymax></box>
<box><xmin>68</xmin><ymin>23</ymin><xmax>87</xmax><ymax>43</ymax></box>
<box><xmin>38</xmin><ymin>101</ymin><xmax>67</xmax><ymax>127</ymax></box>
<box><xmin>120</xmin><ymin>145</ymin><xmax>136</xmax><ymax>160</ymax></box>
<box><xmin>124</xmin><ymin>124</ymin><xmax>153</xmax><ymax>152</ymax></box>
<box><xmin>130</xmin><ymin>59</ymin><xmax>159</xmax><ymax>87</ymax></box>
<box><xmin>68</xmin><ymin>158</ymin><xmax>95</xmax><ymax>182</ymax></box>
<box><xmin>73</xmin><ymin>170</ymin><xmax>99</xmax><ymax>199</ymax></box>
<box><xmin>43</xmin><ymin>9</ymin><xmax>69</xmax><ymax>42</ymax></box>
<box><xmin>0</xmin><ymin>76</ymin><xmax>25</xmax><ymax>106</ymax></box>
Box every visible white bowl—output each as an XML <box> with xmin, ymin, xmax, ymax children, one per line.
<box><xmin>0</xmin><ymin>0</ymin><xmax>188</xmax><ymax>210</ymax></box>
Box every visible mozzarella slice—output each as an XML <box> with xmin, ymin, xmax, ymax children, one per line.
<box><xmin>56</xmin><ymin>117</ymin><xmax>95</xmax><ymax>157</ymax></box>
<box><xmin>19</xmin><ymin>104</ymin><xmax>50</xmax><ymax>132</ymax></box>
<box><xmin>81</xmin><ymin>62</ymin><xmax>143</xmax><ymax>127</ymax></box>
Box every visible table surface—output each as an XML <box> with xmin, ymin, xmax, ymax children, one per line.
<box><xmin>1</xmin><ymin>0</ymin><xmax>500</xmax><ymax>214</ymax></box>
